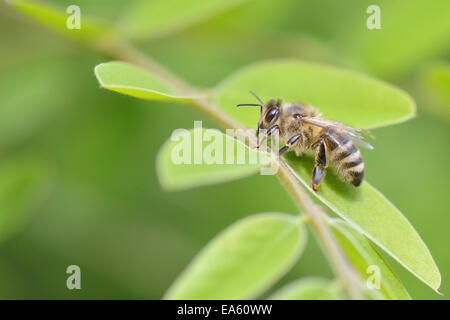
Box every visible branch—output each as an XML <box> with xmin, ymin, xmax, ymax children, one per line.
<box><xmin>276</xmin><ymin>161</ymin><xmax>364</xmax><ymax>299</ymax></box>
<box><xmin>96</xmin><ymin>38</ymin><xmax>365</xmax><ymax>300</ymax></box>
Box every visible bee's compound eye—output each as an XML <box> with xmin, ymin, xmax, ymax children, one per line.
<box><xmin>265</xmin><ymin>108</ymin><xmax>279</xmax><ymax>124</ymax></box>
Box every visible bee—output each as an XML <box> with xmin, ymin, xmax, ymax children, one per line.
<box><xmin>237</xmin><ymin>91</ymin><xmax>374</xmax><ymax>192</ymax></box>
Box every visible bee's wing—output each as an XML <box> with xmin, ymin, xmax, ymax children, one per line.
<box><xmin>300</xmin><ymin>117</ymin><xmax>375</xmax><ymax>150</ymax></box>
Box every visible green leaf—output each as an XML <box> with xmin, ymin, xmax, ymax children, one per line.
<box><xmin>329</xmin><ymin>218</ymin><xmax>411</xmax><ymax>300</ymax></box>
<box><xmin>119</xmin><ymin>0</ymin><xmax>250</xmax><ymax>40</ymax></box>
<box><xmin>0</xmin><ymin>158</ymin><xmax>50</xmax><ymax>243</ymax></box>
<box><xmin>269</xmin><ymin>277</ymin><xmax>343</xmax><ymax>300</ymax></box>
<box><xmin>283</xmin><ymin>153</ymin><xmax>441</xmax><ymax>292</ymax></box>
<box><xmin>213</xmin><ymin>59</ymin><xmax>438</xmax><ymax>291</ymax></box>
<box><xmin>421</xmin><ymin>62</ymin><xmax>450</xmax><ymax>120</ymax></box>
<box><xmin>8</xmin><ymin>0</ymin><xmax>112</xmax><ymax>44</ymax></box>
<box><xmin>157</xmin><ymin>127</ymin><xmax>271</xmax><ymax>191</ymax></box>
<box><xmin>164</xmin><ymin>212</ymin><xmax>307</xmax><ymax>299</ymax></box>
<box><xmin>94</xmin><ymin>62</ymin><xmax>196</xmax><ymax>102</ymax></box>
<box><xmin>215</xmin><ymin>59</ymin><xmax>415</xmax><ymax>129</ymax></box>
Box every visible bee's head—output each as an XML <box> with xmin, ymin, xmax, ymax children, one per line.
<box><xmin>257</xmin><ymin>99</ymin><xmax>281</xmax><ymax>132</ymax></box>
<box><xmin>236</xmin><ymin>91</ymin><xmax>281</xmax><ymax>138</ymax></box>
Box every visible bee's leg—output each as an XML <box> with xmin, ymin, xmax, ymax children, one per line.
<box><xmin>311</xmin><ymin>139</ymin><xmax>328</xmax><ymax>192</ymax></box>
<box><xmin>278</xmin><ymin>134</ymin><xmax>302</xmax><ymax>155</ymax></box>
<box><xmin>257</xmin><ymin>125</ymin><xmax>279</xmax><ymax>148</ymax></box>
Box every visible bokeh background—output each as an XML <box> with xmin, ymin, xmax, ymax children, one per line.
<box><xmin>0</xmin><ymin>0</ymin><xmax>449</xmax><ymax>299</ymax></box>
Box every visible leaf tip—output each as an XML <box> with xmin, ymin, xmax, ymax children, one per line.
<box><xmin>155</xmin><ymin>144</ymin><xmax>177</xmax><ymax>192</ymax></box>
<box><xmin>155</xmin><ymin>169</ymin><xmax>176</xmax><ymax>192</ymax></box>
<box><xmin>434</xmin><ymin>288</ymin><xmax>444</xmax><ymax>296</ymax></box>
<box><xmin>94</xmin><ymin>63</ymin><xmax>107</xmax><ymax>87</ymax></box>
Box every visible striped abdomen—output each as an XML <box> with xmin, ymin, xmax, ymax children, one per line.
<box><xmin>325</xmin><ymin>135</ymin><xmax>365</xmax><ymax>186</ymax></box>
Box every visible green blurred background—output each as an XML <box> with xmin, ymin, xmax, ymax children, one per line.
<box><xmin>0</xmin><ymin>0</ymin><xmax>449</xmax><ymax>299</ymax></box>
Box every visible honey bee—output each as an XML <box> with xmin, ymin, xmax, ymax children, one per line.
<box><xmin>237</xmin><ymin>91</ymin><xmax>374</xmax><ymax>191</ymax></box>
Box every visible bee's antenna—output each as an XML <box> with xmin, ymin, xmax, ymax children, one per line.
<box><xmin>236</xmin><ymin>103</ymin><xmax>262</xmax><ymax>107</ymax></box>
<box><xmin>236</xmin><ymin>103</ymin><xmax>263</xmax><ymax>113</ymax></box>
<box><xmin>249</xmin><ymin>90</ymin><xmax>264</xmax><ymax>104</ymax></box>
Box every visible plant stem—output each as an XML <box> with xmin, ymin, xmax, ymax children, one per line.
<box><xmin>277</xmin><ymin>161</ymin><xmax>364</xmax><ymax>299</ymax></box>
<box><xmin>97</xmin><ymin>38</ymin><xmax>364</xmax><ymax>300</ymax></box>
